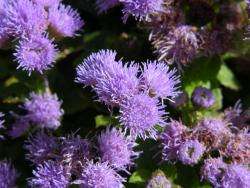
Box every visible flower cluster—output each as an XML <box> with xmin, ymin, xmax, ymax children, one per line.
<box><xmin>0</xmin><ymin>160</ymin><xmax>18</xmax><ymax>188</ymax></box>
<box><xmin>9</xmin><ymin>91</ymin><xmax>64</xmax><ymax>137</ymax></box>
<box><xmin>76</xmin><ymin>49</ymin><xmax>180</xmax><ymax>139</ymax></box>
<box><xmin>26</xmin><ymin>126</ymin><xmax>139</xmax><ymax>187</ymax></box>
<box><xmin>146</xmin><ymin>170</ymin><xmax>171</xmax><ymax>188</ymax></box>
<box><xmin>0</xmin><ymin>0</ymin><xmax>83</xmax><ymax>74</ymax></box>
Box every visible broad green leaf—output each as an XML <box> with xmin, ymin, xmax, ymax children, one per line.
<box><xmin>95</xmin><ymin>115</ymin><xmax>112</xmax><ymax>128</ymax></box>
<box><xmin>129</xmin><ymin>169</ymin><xmax>151</xmax><ymax>184</ymax></box>
<box><xmin>217</xmin><ymin>63</ymin><xmax>240</xmax><ymax>90</ymax></box>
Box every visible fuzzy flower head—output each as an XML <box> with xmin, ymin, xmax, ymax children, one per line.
<box><xmin>23</xmin><ymin>92</ymin><xmax>64</xmax><ymax>129</ymax></box>
<box><xmin>0</xmin><ymin>160</ymin><xmax>18</xmax><ymax>188</ymax></box>
<box><xmin>29</xmin><ymin>161</ymin><xmax>70</xmax><ymax>188</ymax></box>
<box><xmin>96</xmin><ymin>0</ymin><xmax>120</xmax><ymax>14</ymax></box>
<box><xmin>32</xmin><ymin>0</ymin><xmax>61</xmax><ymax>8</ymax></box>
<box><xmin>191</xmin><ymin>87</ymin><xmax>215</xmax><ymax>108</ymax></box>
<box><xmin>119</xmin><ymin>94</ymin><xmax>166</xmax><ymax>139</ymax></box>
<box><xmin>3</xmin><ymin>0</ymin><xmax>48</xmax><ymax>38</ymax></box>
<box><xmin>155</xmin><ymin>25</ymin><xmax>199</xmax><ymax>67</ymax></box>
<box><xmin>221</xmin><ymin>164</ymin><xmax>250</xmax><ymax>188</ymax></box>
<box><xmin>24</xmin><ymin>131</ymin><xmax>59</xmax><ymax>164</ymax></box>
<box><xmin>223</xmin><ymin>100</ymin><xmax>242</xmax><ymax>128</ymax></box>
<box><xmin>98</xmin><ymin>127</ymin><xmax>139</xmax><ymax>170</ymax></box>
<box><xmin>76</xmin><ymin>49</ymin><xmax>139</xmax><ymax>107</ymax></box>
<box><xmin>14</xmin><ymin>35</ymin><xmax>58</xmax><ymax>75</ymax></box>
<box><xmin>146</xmin><ymin>170</ymin><xmax>171</xmax><ymax>188</ymax></box>
<box><xmin>121</xmin><ymin>0</ymin><xmax>164</xmax><ymax>22</ymax></box>
<box><xmin>140</xmin><ymin>61</ymin><xmax>180</xmax><ymax>99</ymax></box>
<box><xmin>201</xmin><ymin>157</ymin><xmax>227</xmax><ymax>187</ymax></box>
<box><xmin>79</xmin><ymin>161</ymin><xmax>124</xmax><ymax>188</ymax></box>
<box><xmin>178</xmin><ymin>139</ymin><xmax>205</xmax><ymax>165</ymax></box>
<box><xmin>8</xmin><ymin>115</ymin><xmax>30</xmax><ymax>138</ymax></box>
<box><xmin>160</xmin><ymin>120</ymin><xmax>187</xmax><ymax>162</ymax></box>
<box><xmin>48</xmin><ymin>4</ymin><xmax>84</xmax><ymax>38</ymax></box>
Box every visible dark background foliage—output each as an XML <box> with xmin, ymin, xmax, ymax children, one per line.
<box><xmin>0</xmin><ymin>0</ymin><xmax>249</xmax><ymax>187</ymax></box>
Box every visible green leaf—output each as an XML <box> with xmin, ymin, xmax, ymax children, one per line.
<box><xmin>129</xmin><ymin>169</ymin><xmax>151</xmax><ymax>184</ymax></box>
<box><xmin>217</xmin><ymin>63</ymin><xmax>240</xmax><ymax>90</ymax></box>
<box><xmin>212</xmin><ymin>87</ymin><xmax>223</xmax><ymax>110</ymax></box>
<box><xmin>95</xmin><ymin>115</ymin><xmax>112</xmax><ymax>128</ymax></box>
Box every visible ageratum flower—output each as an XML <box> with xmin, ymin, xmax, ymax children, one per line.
<box><xmin>191</xmin><ymin>87</ymin><xmax>215</xmax><ymax>108</ymax></box>
<box><xmin>29</xmin><ymin>161</ymin><xmax>70</xmax><ymax>188</ymax></box>
<box><xmin>0</xmin><ymin>0</ymin><xmax>10</xmax><ymax>48</ymax></box>
<box><xmin>178</xmin><ymin>139</ymin><xmax>205</xmax><ymax>165</ymax></box>
<box><xmin>119</xmin><ymin>94</ymin><xmax>166</xmax><ymax>139</ymax></box>
<box><xmin>0</xmin><ymin>160</ymin><xmax>18</xmax><ymax>188</ymax></box>
<box><xmin>14</xmin><ymin>35</ymin><xmax>58</xmax><ymax>74</ymax></box>
<box><xmin>76</xmin><ymin>49</ymin><xmax>139</xmax><ymax>107</ymax></box>
<box><xmin>8</xmin><ymin>115</ymin><xmax>30</xmax><ymax>138</ymax></box>
<box><xmin>3</xmin><ymin>0</ymin><xmax>48</xmax><ymax>38</ymax></box>
<box><xmin>140</xmin><ymin>61</ymin><xmax>180</xmax><ymax>99</ymax></box>
<box><xmin>24</xmin><ymin>131</ymin><xmax>59</xmax><ymax>164</ymax></box>
<box><xmin>223</xmin><ymin>100</ymin><xmax>243</xmax><ymax>128</ymax></box>
<box><xmin>121</xmin><ymin>0</ymin><xmax>164</xmax><ymax>22</ymax></box>
<box><xmin>79</xmin><ymin>161</ymin><xmax>124</xmax><ymax>188</ymax></box>
<box><xmin>96</xmin><ymin>0</ymin><xmax>120</xmax><ymax>14</ymax></box>
<box><xmin>153</xmin><ymin>25</ymin><xmax>199</xmax><ymax>67</ymax></box>
<box><xmin>201</xmin><ymin>158</ymin><xmax>227</xmax><ymax>187</ymax></box>
<box><xmin>146</xmin><ymin>170</ymin><xmax>171</xmax><ymax>188</ymax></box>
<box><xmin>23</xmin><ymin>92</ymin><xmax>64</xmax><ymax>129</ymax></box>
<box><xmin>221</xmin><ymin>164</ymin><xmax>250</xmax><ymax>188</ymax></box>
<box><xmin>160</xmin><ymin>120</ymin><xmax>187</xmax><ymax>162</ymax></box>
<box><xmin>32</xmin><ymin>0</ymin><xmax>61</xmax><ymax>8</ymax></box>
<box><xmin>98</xmin><ymin>127</ymin><xmax>139</xmax><ymax>170</ymax></box>
<box><xmin>48</xmin><ymin>4</ymin><xmax>84</xmax><ymax>38</ymax></box>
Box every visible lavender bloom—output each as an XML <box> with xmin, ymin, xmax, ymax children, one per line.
<box><xmin>29</xmin><ymin>161</ymin><xmax>70</xmax><ymax>188</ymax></box>
<box><xmin>193</xmin><ymin>118</ymin><xmax>229</xmax><ymax>150</ymax></box>
<box><xmin>60</xmin><ymin>135</ymin><xmax>90</xmax><ymax>175</ymax></box>
<box><xmin>140</xmin><ymin>61</ymin><xmax>180</xmax><ymax>99</ymax></box>
<box><xmin>201</xmin><ymin>158</ymin><xmax>227</xmax><ymax>187</ymax></box>
<box><xmin>14</xmin><ymin>35</ymin><xmax>58</xmax><ymax>74</ymax></box>
<box><xmin>160</xmin><ymin>120</ymin><xmax>187</xmax><ymax>161</ymax></box>
<box><xmin>0</xmin><ymin>160</ymin><xmax>18</xmax><ymax>188</ymax></box>
<box><xmin>222</xmin><ymin>130</ymin><xmax>250</xmax><ymax>165</ymax></box>
<box><xmin>154</xmin><ymin>25</ymin><xmax>199</xmax><ymax>67</ymax></box>
<box><xmin>3</xmin><ymin>0</ymin><xmax>48</xmax><ymax>38</ymax></box>
<box><xmin>76</xmin><ymin>49</ymin><xmax>139</xmax><ymax>107</ymax></box>
<box><xmin>79</xmin><ymin>161</ymin><xmax>124</xmax><ymax>188</ymax></box>
<box><xmin>221</xmin><ymin>164</ymin><xmax>250</xmax><ymax>188</ymax></box>
<box><xmin>24</xmin><ymin>131</ymin><xmax>59</xmax><ymax>164</ymax></box>
<box><xmin>178</xmin><ymin>139</ymin><xmax>205</xmax><ymax>165</ymax></box>
<box><xmin>191</xmin><ymin>87</ymin><xmax>215</xmax><ymax>108</ymax></box>
<box><xmin>98</xmin><ymin>127</ymin><xmax>139</xmax><ymax>170</ymax></box>
<box><xmin>146</xmin><ymin>170</ymin><xmax>171</xmax><ymax>188</ymax></box>
<box><xmin>121</xmin><ymin>0</ymin><xmax>164</xmax><ymax>22</ymax></box>
<box><xmin>119</xmin><ymin>94</ymin><xmax>166</xmax><ymax>139</ymax></box>
<box><xmin>32</xmin><ymin>0</ymin><xmax>61</xmax><ymax>8</ymax></box>
<box><xmin>23</xmin><ymin>92</ymin><xmax>64</xmax><ymax>129</ymax></box>
<box><xmin>48</xmin><ymin>4</ymin><xmax>84</xmax><ymax>38</ymax></box>
<box><xmin>96</xmin><ymin>0</ymin><xmax>120</xmax><ymax>14</ymax></box>
<box><xmin>223</xmin><ymin>100</ymin><xmax>243</xmax><ymax>128</ymax></box>
<box><xmin>8</xmin><ymin>115</ymin><xmax>31</xmax><ymax>138</ymax></box>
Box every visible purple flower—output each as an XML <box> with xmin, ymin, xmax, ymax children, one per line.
<box><xmin>160</xmin><ymin>120</ymin><xmax>187</xmax><ymax>161</ymax></box>
<box><xmin>60</xmin><ymin>135</ymin><xmax>90</xmax><ymax>175</ymax></box>
<box><xmin>119</xmin><ymin>94</ymin><xmax>166</xmax><ymax>139</ymax></box>
<box><xmin>191</xmin><ymin>87</ymin><xmax>215</xmax><ymax>108</ymax></box>
<box><xmin>23</xmin><ymin>91</ymin><xmax>64</xmax><ymax>129</ymax></box>
<box><xmin>29</xmin><ymin>161</ymin><xmax>70</xmax><ymax>188</ymax></box>
<box><xmin>121</xmin><ymin>0</ymin><xmax>164</xmax><ymax>22</ymax></box>
<box><xmin>78</xmin><ymin>161</ymin><xmax>124</xmax><ymax>188</ymax></box>
<box><xmin>178</xmin><ymin>139</ymin><xmax>205</xmax><ymax>165</ymax></box>
<box><xmin>146</xmin><ymin>170</ymin><xmax>171</xmax><ymax>188</ymax></box>
<box><xmin>14</xmin><ymin>35</ymin><xmax>58</xmax><ymax>75</ymax></box>
<box><xmin>8</xmin><ymin>115</ymin><xmax>31</xmax><ymax>138</ymax></box>
<box><xmin>201</xmin><ymin>157</ymin><xmax>227</xmax><ymax>187</ymax></box>
<box><xmin>48</xmin><ymin>4</ymin><xmax>84</xmax><ymax>38</ymax></box>
<box><xmin>140</xmin><ymin>61</ymin><xmax>180</xmax><ymax>99</ymax></box>
<box><xmin>3</xmin><ymin>0</ymin><xmax>48</xmax><ymax>38</ymax></box>
<box><xmin>221</xmin><ymin>164</ymin><xmax>250</xmax><ymax>188</ymax></box>
<box><xmin>223</xmin><ymin>100</ymin><xmax>243</xmax><ymax>128</ymax></box>
<box><xmin>98</xmin><ymin>127</ymin><xmax>140</xmax><ymax>170</ymax></box>
<box><xmin>169</xmin><ymin>92</ymin><xmax>188</xmax><ymax>108</ymax></box>
<box><xmin>24</xmin><ymin>131</ymin><xmax>59</xmax><ymax>164</ymax></box>
<box><xmin>156</xmin><ymin>25</ymin><xmax>199</xmax><ymax>67</ymax></box>
<box><xmin>96</xmin><ymin>0</ymin><xmax>120</xmax><ymax>14</ymax></box>
<box><xmin>0</xmin><ymin>160</ymin><xmax>18</xmax><ymax>188</ymax></box>
<box><xmin>32</xmin><ymin>0</ymin><xmax>61</xmax><ymax>8</ymax></box>
<box><xmin>76</xmin><ymin>49</ymin><xmax>139</xmax><ymax>107</ymax></box>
